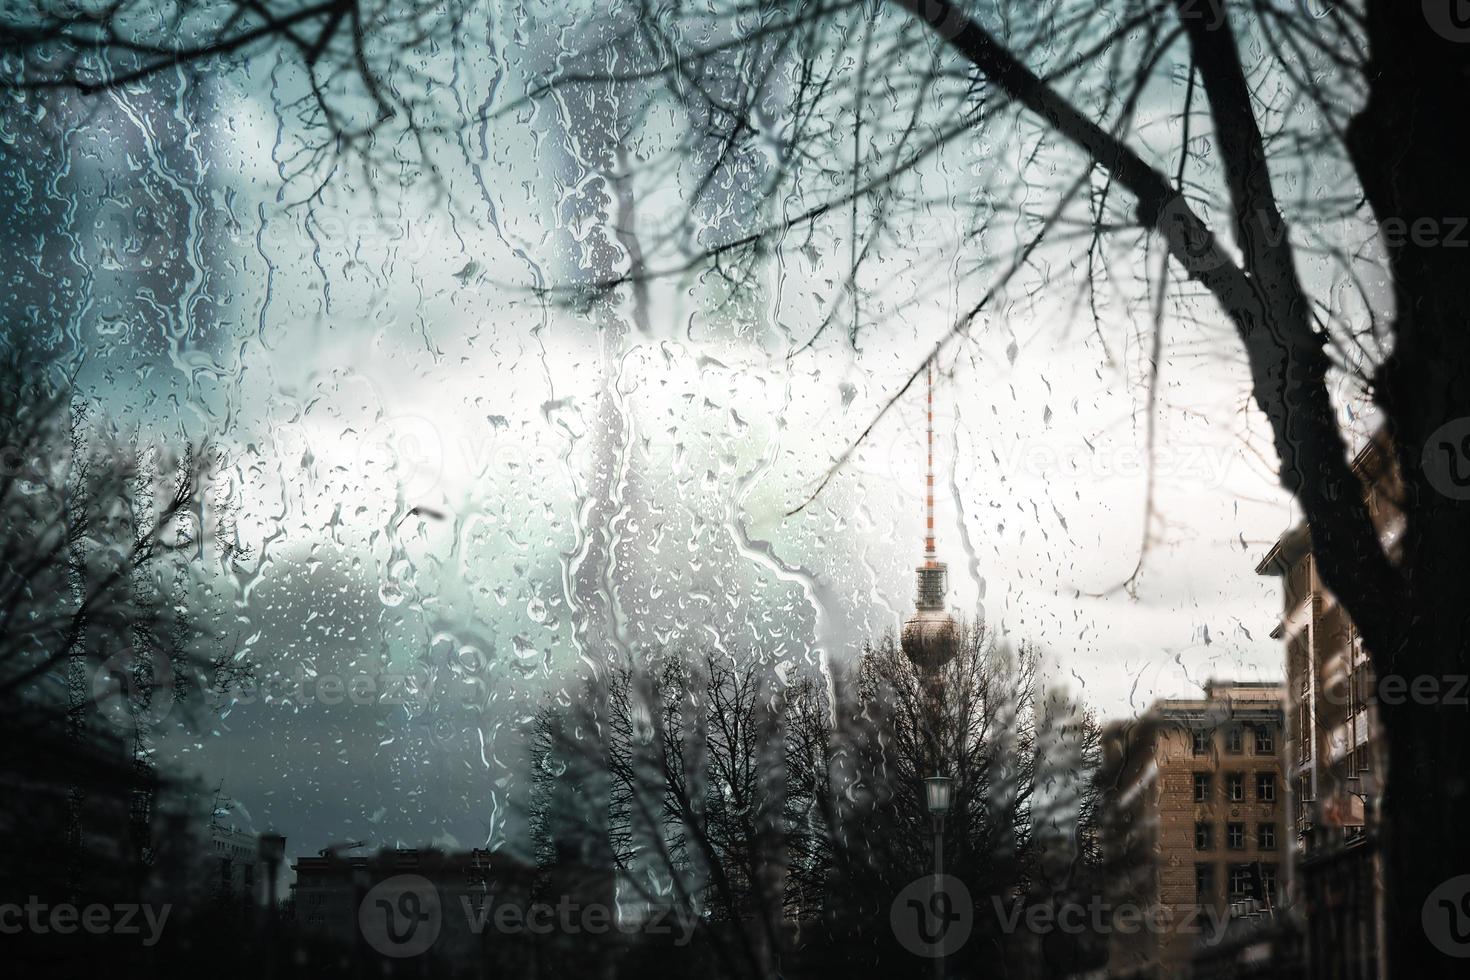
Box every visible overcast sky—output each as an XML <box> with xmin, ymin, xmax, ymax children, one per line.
<box><xmin>6</xmin><ymin>4</ymin><xmax>1381</xmax><ymax>858</ymax></box>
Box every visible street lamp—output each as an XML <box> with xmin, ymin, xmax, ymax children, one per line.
<box><xmin>924</xmin><ymin>775</ymin><xmax>953</xmax><ymax>881</ymax></box>
<box><xmin>925</xmin><ymin>776</ymin><xmax>954</xmax><ymax>819</ymax></box>
<box><xmin>924</xmin><ymin>775</ymin><xmax>953</xmax><ymax>980</ymax></box>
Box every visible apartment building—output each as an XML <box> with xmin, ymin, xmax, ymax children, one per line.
<box><xmin>1100</xmin><ymin>680</ymin><xmax>1289</xmax><ymax>979</ymax></box>
<box><xmin>1255</xmin><ymin>439</ymin><xmax>1397</xmax><ymax>980</ymax></box>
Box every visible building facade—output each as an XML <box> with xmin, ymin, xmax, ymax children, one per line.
<box><xmin>290</xmin><ymin>847</ymin><xmax>586</xmax><ymax>977</ymax></box>
<box><xmin>207</xmin><ymin>796</ymin><xmax>263</xmax><ymax>907</ymax></box>
<box><xmin>294</xmin><ymin>848</ymin><xmax>510</xmax><ymax>964</ymax></box>
<box><xmin>1100</xmin><ymin>680</ymin><xmax>1290</xmax><ymax>979</ymax></box>
<box><xmin>1255</xmin><ymin>440</ymin><xmax>1396</xmax><ymax>980</ymax></box>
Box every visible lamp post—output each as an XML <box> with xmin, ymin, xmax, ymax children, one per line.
<box><xmin>258</xmin><ymin>831</ymin><xmax>286</xmax><ymax>979</ymax></box>
<box><xmin>925</xmin><ymin>775</ymin><xmax>953</xmax><ymax>980</ymax></box>
<box><xmin>259</xmin><ymin>831</ymin><xmax>286</xmax><ymax>909</ymax></box>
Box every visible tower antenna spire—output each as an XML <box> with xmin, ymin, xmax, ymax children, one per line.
<box><xmin>903</xmin><ymin>350</ymin><xmax>958</xmax><ymax>705</ymax></box>
<box><xmin>925</xmin><ymin>355</ymin><xmax>936</xmax><ymax>565</ymax></box>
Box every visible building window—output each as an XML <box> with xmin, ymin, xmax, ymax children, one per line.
<box><xmin>1192</xmin><ymin>729</ymin><xmax>1210</xmax><ymax>756</ymax></box>
<box><xmin>1260</xmin><ymin>864</ymin><xmax>1279</xmax><ymax>902</ymax></box>
<box><xmin>1256</xmin><ymin>771</ymin><xmax>1276</xmax><ymax>801</ymax></box>
<box><xmin>1228</xmin><ymin>864</ymin><xmax>1254</xmax><ymax>899</ymax></box>
<box><xmin>1196</xmin><ymin>863</ymin><xmax>1216</xmax><ymax>903</ymax></box>
<box><xmin>1226</xmin><ymin>727</ymin><xmax>1243</xmax><ymax>754</ymax></box>
<box><xmin>1254</xmin><ymin>724</ymin><xmax>1275</xmax><ymax>754</ymax></box>
<box><xmin>1195</xmin><ymin>821</ymin><xmax>1214</xmax><ymax>851</ymax></box>
<box><xmin>1194</xmin><ymin>773</ymin><xmax>1211</xmax><ymax>802</ymax></box>
<box><xmin>1227</xmin><ymin>773</ymin><xmax>1244</xmax><ymax>801</ymax></box>
<box><xmin>1227</xmin><ymin>823</ymin><xmax>1246</xmax><ymax>850</ymax></box>
<box><xmin>1258</xmin><ymin>823</ymin><xmax>1277</xmax><ymax>850</ymax></box>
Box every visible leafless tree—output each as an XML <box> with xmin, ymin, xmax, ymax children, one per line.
<box><xmin>842</xmin><ymin>629</ymin><xmax>1109</xmax><ymax>977</ymax></box>
<box><xmin>6</xmin><ymin>0</ymin><xmax>1465</xmax><ymax>969</ymax></box>
<box><xmin>2</xmin><ymin>358</ymin><xmax>191</xmax><ymax>711</ymax></box>
<box><xmin>508</xmin><ymin>4</ymin><xmax>1470</xmax><ymax>969</ymax></box>
<box><xmin>0</xmin><ymin>343</ymin><xmax>235</xmax><ymax>902</ymax></box>
<box><xmin>528</xmin><ymin>652</ymin><xmax>806</xmax><ymax>978</ymax></box>
<box><xmin>0</xmin><ymin>1</ymin><xmax>475</xmax><ymax>196</ymax></box>
<box><xmin>528</xmin><ymin>630</ymin><xmax>1108</xmax><ymax>978</ymax></box>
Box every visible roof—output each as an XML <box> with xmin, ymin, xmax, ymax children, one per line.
<box><xmin>1103</xmin><ymin>679</ymin><xmax>1285</xmax><ymax>737</ymax></box>
<box><xmin>291</xmin><ymin>847</ymin><xmax>535</xmax><ymax>881</ymax></box>
<box><xmin>1254</xmin><ymin>432</ymin><xmax>1394</xmax><ymax>577</ymax></box>
<box><xmin>1254</xmin><ymin>522</ymin><xmax>1310</xmax><ymax>577</ymax></box>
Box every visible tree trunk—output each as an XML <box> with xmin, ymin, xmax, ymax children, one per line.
<box><xmin>1341</xmin><ymin>5</ymin><xmax>1470</xmax><ymax>975</ymax></box>
<box><xmin>1379</xmin><ymin>683</ymin><xmax>1470</xmax><ymax>974</ymax></box>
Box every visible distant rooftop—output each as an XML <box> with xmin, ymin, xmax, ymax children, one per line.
<box><xmin>1202</xmin><ymin>679</ymin><xmax>1284</xmax><ymax>694</ymax></box>
<box><xmin>1104</xmin><ymin>678</ymin><xmax>1285</xmax><ymax>735</ymax></box>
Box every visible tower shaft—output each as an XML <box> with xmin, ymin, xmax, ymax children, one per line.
<box><xmin>903</xmin><ymin>353</ymin><xmax>958</xmax><ymax>670</ymax></box>
<box><xmin>925</xmin><ymin>356</ymin><xmax>935</xmax><ymax>565</ymax></box>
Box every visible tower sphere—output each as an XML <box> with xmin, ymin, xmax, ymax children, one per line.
<box><xmin>902</xmin><ymin>562</ymin><xmax>960</xmax><ymax>673</ymax></box>
<box><xmin>902</xmin><ymin>607</ymin><xmax>960</xmax><ymax>672</ymax></box>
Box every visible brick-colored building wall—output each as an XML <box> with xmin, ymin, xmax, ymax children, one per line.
<box><xmin>1102</xmin><ymin>681</ymin><xmax>1287</xmax><ymax>979</ymax></box>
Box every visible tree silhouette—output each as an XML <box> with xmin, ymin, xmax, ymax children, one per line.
<box><xmin>4</xmin><ymin>0</ymin><xmax>1465</xmax><ymax>970</ymax></box>
<box><xmin>0</xmin><ymin>343</ymin><xmax>229</xmax><ymax>907</ymax></box>
<box><xmin>528</xmin><ymin>629</ymin><xmax>1109</xmax><ymax>978</ymax></box>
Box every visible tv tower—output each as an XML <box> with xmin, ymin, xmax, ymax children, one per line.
<box><xmin>901</xmin><ymin>357</ymin><xmax>959</xmax><ymax>705</ymax></box>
